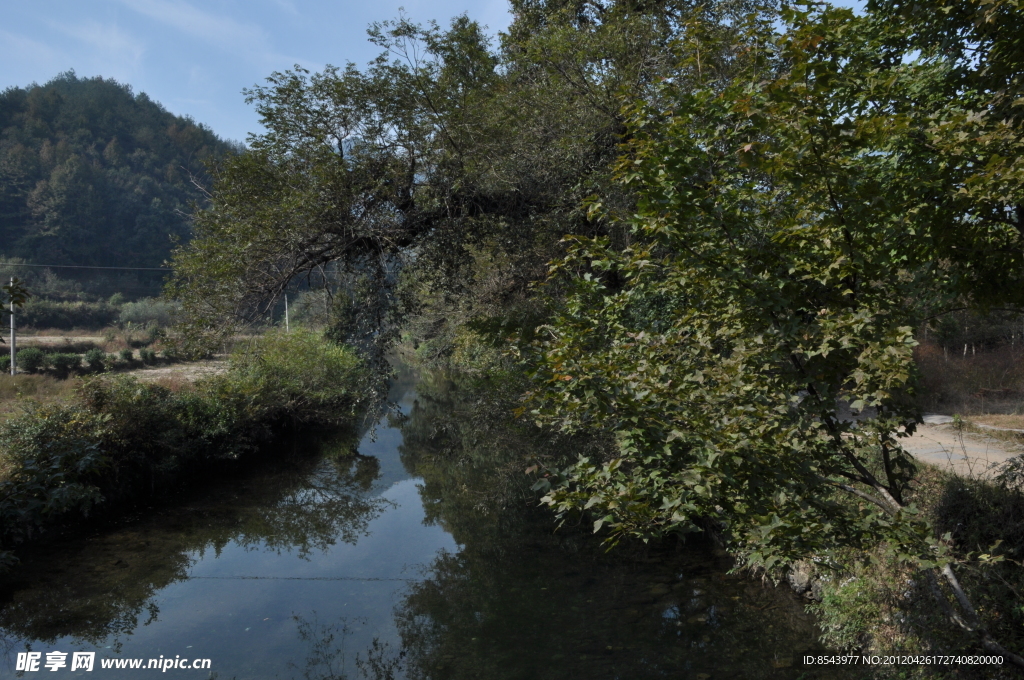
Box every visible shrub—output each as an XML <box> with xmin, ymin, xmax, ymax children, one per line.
<box><xmin>76</xmin><ymin>376</ymin><xmax>242</xmax><ymax>484</ymax></box>
<box><xmin>49</xmin><ymin>353</ymin><xmax>81</xmax><ymax>379</ymax></box>
<box><xmin>220</xmin><ymin>328</ymin><xmax>367</xmax><ymax>425</ymax></box>
<box><xmin>84</xmin><ymin>348</ymin><xmax>105</xmax><ymax>372</ymax></box>
<box><xmin>18</xmin><ymin>299</ymin><xmax>118</xmax><ymax>330</ymax></box>
<box><xmin>0</xmin><ymin>356</ymin><xmax>9</xmax><ymax>373</ymax></box>
<box><xmin>17</xmin><ymin>347</ymin><xmax>46</xmax><ymax>373</ymax></box>
<box><xmin>0</xmin><ymin>404</ymin><xmax>108</xmax><ymax>545</ymax></box>
<box><xmin>119</xmin><ymin>348</ymin><xmax>134</xmax><ymax>363</ymax></box>
<box><xmin>146</xmin><ymin>325</ymin><xmax>163</xmax><ymax>344</ymax></box>
<box><xmin>119</xmin><ymin>298</ymin><xmax>177</xmax><ymax>328</ymax></box>
<box><xmin>139</xmin><ymin>348</ymin><xmax>157</xmax><ymax>365</ymax></box>
<box><xmin>0</xmin><ymin>331</ymin><xmax>368</xmax><ymax>563</ymax></box>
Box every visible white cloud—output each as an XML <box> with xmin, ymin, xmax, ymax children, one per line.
<box><xmin>116</xmin><ymin>0</ymin><xmax>271</xmax><ymax>59</ymax></box>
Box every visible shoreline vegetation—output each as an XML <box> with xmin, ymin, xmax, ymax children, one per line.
<box><xmin>0</xmin><ymin>328</ymin><xmax>368</xmax><ymax>569</ymax></box>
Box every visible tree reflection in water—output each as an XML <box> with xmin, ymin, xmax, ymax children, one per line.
<box><xmin>391</xmin><ymin>372</ymin><xmax>836</xmax><ymax>680</ymax></box>
<box><xmin>0</xmin><ymin>429</ymin><xmax>388</xmax><ymax>651</ymax></box>
<box><xmin>290</xmin><ymin>613</ymin><xmax>405</xmax><ymax>680</ymax></box>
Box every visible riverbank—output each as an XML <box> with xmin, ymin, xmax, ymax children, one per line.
<box><xmin>409</xmin><ymin>338</ymin><xmax>1024</xmax><ymax>675</ymax></box>
<box><xmin>777</xmin><ymin>439</ymin><xmax>1024</xmax><ymax>679</ymax></box>
<box><xmin>0</xmin><ymin>329</ymin><xmax>369</xmax><ymax>569</ymax></box>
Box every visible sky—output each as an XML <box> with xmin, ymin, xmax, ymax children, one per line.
<box><xmin>0</xmin><ymin>0</ymin><xmax>513</xmax><ymax>144</ymax></box>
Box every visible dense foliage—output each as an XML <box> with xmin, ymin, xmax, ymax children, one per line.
<box><xmin>522</xmin><ymin>0</ymin><xmax>1024</xmax><ymax>666</ymax></box>
<box><xmin>0</xmin><ymin>71</ymin><xmax>236</xmax><ymax>268</ymax></box>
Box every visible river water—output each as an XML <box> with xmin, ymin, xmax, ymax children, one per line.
<box><xmin>0</xmin><ymin>365</ymin><xmax>841</xmax><ymax>679</ymax></box>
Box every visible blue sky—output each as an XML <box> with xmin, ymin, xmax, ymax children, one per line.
<box><xmin>0</xmin><ymin>0</ymin><xmax>512</xmax><ymax>144</ymax></box>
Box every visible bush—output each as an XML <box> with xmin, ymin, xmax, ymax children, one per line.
<box><xmin>17</xmin><ymin>347</ymin><xmax>46</xmax><ymax>373</ymax></box>
<box><xmin>0</xmin><ymin>356</ymin><xmax>9</xmax><ymax>373</ymax></box>
<box><xmin>0</xmin><ymin>330</ymin><xmax>368</xmax><ymax>561</ymax></box>
<box><xmin>139</xmin><ymin>348</ymin><xmax>157</xmax><ymax>365</ymax></box>
<box><xmin>0</xmin><ymin>404</ymin><xmax>108</xmax><ymax>545</ymax></box>
<box><xmin>119</xmin><ymin>298</ymin><xmax>177</xmax><ymax>328</ymax></box>
<box><xmin>119</xmin><ymin>348</ymin><xmax>134</xmax><ymax>363</ymax></box>
<box><xmin>84</xmin><ymin>348</ymin><xmax>105</xmax><ymax>372</ymax></box>
<box><xmin>220</xmin><ymin>328</ymin><xmax>367</xmax><ymax>425</ymax></box>
<box><xmin>18</xmin><ymin>299</ymin><xmax>119</xmax><ymax>330</ymax></box>
<box><xmin>49</xmin><ymin>353</ymin><xmax>81</xmax><ymax>379</ymax></box>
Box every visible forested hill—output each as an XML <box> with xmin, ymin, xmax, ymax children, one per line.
<box><xmin>0</xmin><ymin>71</ymin><xmax>237</xmax><ymax>268</ymax></box>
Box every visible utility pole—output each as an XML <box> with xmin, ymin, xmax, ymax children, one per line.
<box><xmin>284</xmin><ymin>294</ymin><xmax>289</xmax><ymax>332</ymax></box>
<box><xmin>9</xmin><ymin>277</ymin><xmax>15</xmax><ymax>376</ymax></box>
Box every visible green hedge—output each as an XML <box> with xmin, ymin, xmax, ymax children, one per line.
<box><xmin>0</xmin><ymin>329</ymin><xmax>367</xmax><ymax>556</ymax></box>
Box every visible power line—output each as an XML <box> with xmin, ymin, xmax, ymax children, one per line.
<box><xmin>0</xmin><ymin>262</ymin><xmax>171</xmax><ymax>272</ymax></box>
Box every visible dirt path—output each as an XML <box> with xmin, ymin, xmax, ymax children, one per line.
<box><xmin>123</xmin><ymin>360</ymin><xmax>228</xmax><ymax>383</ymax></box>
<box><xmin>900</xmin><ymin>415</ymin><xmax>1022</xmax><ymax>477</ymax></box>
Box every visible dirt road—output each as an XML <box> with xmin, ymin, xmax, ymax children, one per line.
<box><xmin>900</xmin><ymin>415</ymin><xmax>1021</xmax><ymax>477</ymax></box>
<box><xmin>124</xmin><ymin>360</ymin><xmax>228</xmax><ymax>383</ymax></box>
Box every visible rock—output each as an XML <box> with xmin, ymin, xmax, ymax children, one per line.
<box><xmin>785</xmin><ymin>561</ymin><xmax>812</xmax><ymax>595</ymax></box>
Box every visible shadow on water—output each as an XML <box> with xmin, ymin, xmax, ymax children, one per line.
<box><xmin>0</xmin><ymin>363</ymin><xmax>854</xmax><ymax>679</ymax></box>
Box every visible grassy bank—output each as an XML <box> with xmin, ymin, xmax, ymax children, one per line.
<box><xmin>0</xmin><ymin>328</ymin><xmax>368</xmax><ymax>568</ymax></box>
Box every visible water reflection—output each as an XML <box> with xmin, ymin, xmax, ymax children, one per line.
<box><xmin>290</xmin><ymin>613</ymin><xmax>404</xmax><ymax>680</ymax></box>
<box><xmin>0</xmin><ymin>433</ymin><xmax>388</xmax><ymax>652</ymax></box>
<box><xmin>391</xmin><ymin>372</ymin><xmax>835</xmax><ymax>680</ymax></box>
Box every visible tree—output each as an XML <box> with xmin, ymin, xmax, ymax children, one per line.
<box><xmin>524</xmin><ymin>3</ymin><xmax>1024</xmax><ymax>664</ymax></box>
<box><xmin>169</xmin><ymin>1</ymin><xmax>768</xmax><ymax>356</ymax></box>
<box><xmin>0</xmin><ymin>278</ymin><xmax>28</xmax><ymax>326</ymax></box>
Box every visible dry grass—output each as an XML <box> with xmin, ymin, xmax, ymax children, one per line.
<box><xmin>20</xmin><ymin>328</ymin><xmax>106</xmax><ymax>337</ymax></box>
<box><xmin>16</xmin><ymin>337</ymin><xmax>102</xmax><ymax>353</ymax></box>
<box><xmin>969</xmin><ymin>414</ymin><xmax>1024</xmax><ymax>429</ymax></box>
<box><xmin>123</xmin><ymin>359</ymin><xmax>227</xmax><ymax>385</ymax></box>
<box><xmin>0</xmin><ymin>374</ymin><xmax>78</xmax><ymax>422</ymax></box>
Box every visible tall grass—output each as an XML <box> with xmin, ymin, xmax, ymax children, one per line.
<box><xmin>0</xmin><ymin>374</ymin><xmax>78</xmax><ymax>421</ymax></box>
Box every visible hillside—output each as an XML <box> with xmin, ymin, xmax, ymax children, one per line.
<box><xmin>0</xmin><ymin>71</ymin><xmax>237</xmax><ymax>270</ymax></box>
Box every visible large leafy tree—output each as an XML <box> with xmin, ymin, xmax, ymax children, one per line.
<box><xmin>168</xmin><ymin>0</ymin><xmax>766</xmax><ymax>355</ymax></box>
<box><xmin>525</xmin><ymin>2</ymin><xmax>1024</xmax><ymax>664</ymax></box>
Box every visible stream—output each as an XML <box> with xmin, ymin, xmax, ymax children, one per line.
<box><xmin>0</xmin><ymin>364</ymin><xmax>844</xmax><ymax>679</ymax></box>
